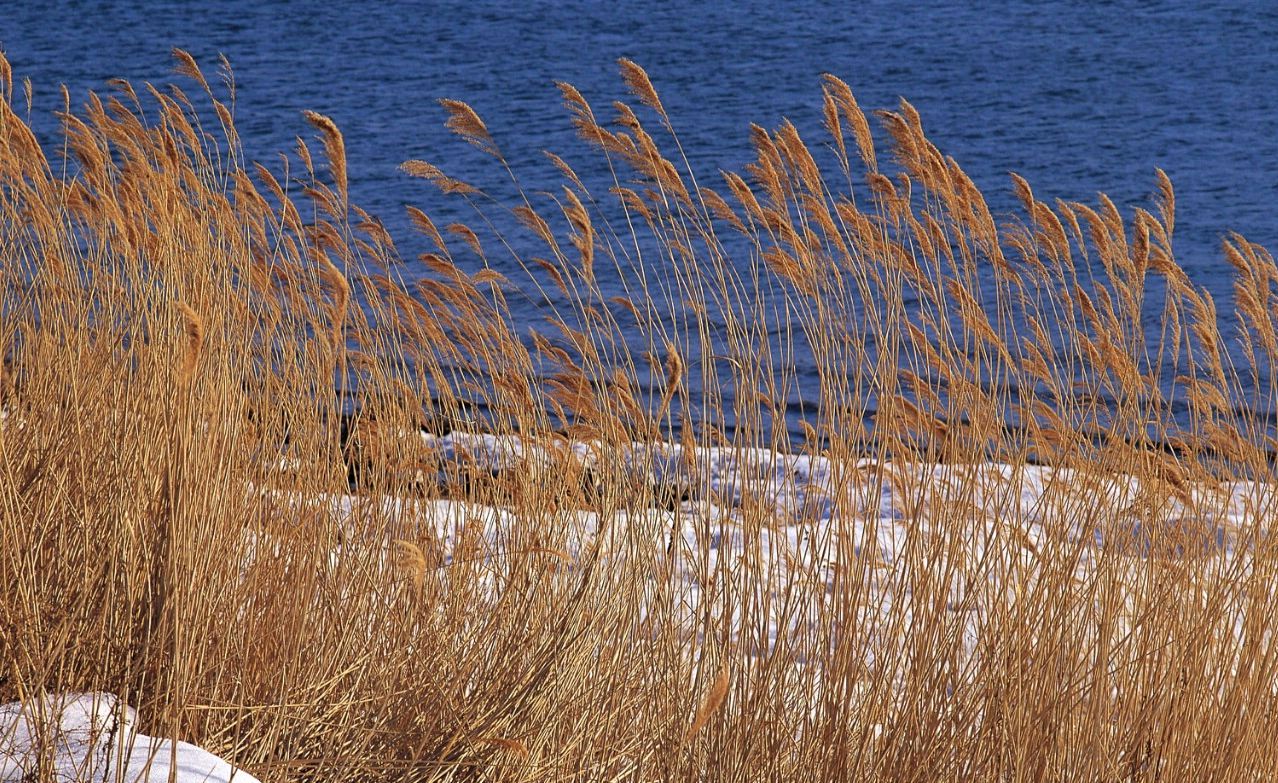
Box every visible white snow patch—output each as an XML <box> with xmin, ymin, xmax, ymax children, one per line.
<box><xmin>0</xmin><ymin>693</ymin><xmax>258</xmax><ymax>783</ymax></box>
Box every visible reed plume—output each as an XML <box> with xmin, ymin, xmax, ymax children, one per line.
<box><xmin>302</xmin><ymin>109</ymin><xmax>348</xmax><ymax>205</ymax></box>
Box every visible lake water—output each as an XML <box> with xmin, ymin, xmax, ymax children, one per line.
<box><xmin>5</xmin><ymin>1</ymin><xmax>1278</xmax><ymax>438</ymax></box>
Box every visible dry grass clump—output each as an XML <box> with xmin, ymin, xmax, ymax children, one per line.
<box><xmin>2</xmin><ymin>50</ymin><xmax>1278</xmax><ymax>781</ymax></box>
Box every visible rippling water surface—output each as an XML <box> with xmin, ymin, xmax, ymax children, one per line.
<box><xmin>6</xmin><ymin>1</ymin><xmax>1278</xmax><ymax>433</ymax></box>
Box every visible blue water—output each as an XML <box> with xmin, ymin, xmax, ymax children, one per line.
<box><xmin>5</xmin><ymin>1</ymin><xmax>1278</xmax><ymax>437</ymax></box>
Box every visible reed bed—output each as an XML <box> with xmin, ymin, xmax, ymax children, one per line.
<box><xmin>1</xmin><ymin>50</ymin><xmax>1276</xmax><ymax>782</ymax></box>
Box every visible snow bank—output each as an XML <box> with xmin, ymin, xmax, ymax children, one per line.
<box><xmin>0</xmin><ymin>693</ymin><xmax>258</xmax><ymax>783</ymax></box>
<box><xmin>245</xmin><ymin>431</ymin><xmax>1275</xmax><ymax>678</ymax></box>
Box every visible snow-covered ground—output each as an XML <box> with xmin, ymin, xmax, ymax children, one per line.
<box><xmin>264</xmin><ymin>431</ymin><xmax>1267</xmax><ymax>661</ymax></box>
<box><xmin>0</xmin><ymin>693</ymin><xmax>259</xmax><ymax>783</ymax></box>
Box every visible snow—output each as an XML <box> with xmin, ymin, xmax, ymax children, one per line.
<box><xmin>0</xmin><ymin>693</ymin><xmax>259</xmax><ymax>783</ymax></box>
<box><xmin>256</xmin><ymin>431</ymin><xmax>1269</xmax><ymax>665</ymax></box>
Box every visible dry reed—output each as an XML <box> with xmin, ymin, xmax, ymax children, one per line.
<box><xmin>1</xmin><ymin>49</ymin><xmax>1276</xmax><ymax>783</ymax></box>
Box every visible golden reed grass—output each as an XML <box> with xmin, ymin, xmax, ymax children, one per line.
<box><xmin>1</xmin><ymin>49</ymin><xmax>1277</xmax><ymax>781</ymax></box>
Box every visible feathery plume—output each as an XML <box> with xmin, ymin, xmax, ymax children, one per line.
<box><xmin>174</xmin><ymin>300</ymin><xmax>203</xmax><ymax>382</ymax></box>
<box><xmin>683</xmin><ymin>665</ymin><xmax>730</xmax><ymax>742</ymax></box>
<box><xmin>440</xmin><ymin>99</ymin><xmax>500</xmax><ymax>158</ymax></box>
<box><xmin>618</xmin><ymin>58</ymin><xmax>667</xmax><ymax>121</ymax></box>
<box><xmin>171</xmin><ymin>48</ymin><xmax>210</xmax><ymax>94</ymax></box>
<box><xmin>302</xmin><ymin>110</ymin><xmax>348</xmax><ymax>205</ymax></box>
